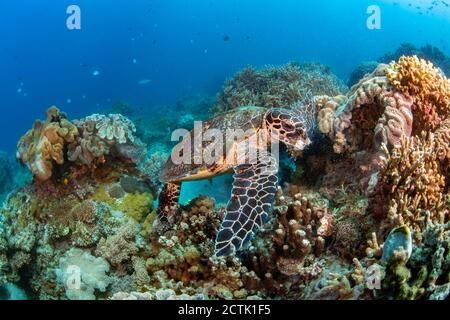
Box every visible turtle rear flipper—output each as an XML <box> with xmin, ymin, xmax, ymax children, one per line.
<box><xmin>157</xmin><ymin>182</ymin><xmax>181</xmax><ymax>221</ymax></box>
<box><xmin>215</xmin><ymin>151</ymin><xmax>278</xmax><ymax>257</ymax></box>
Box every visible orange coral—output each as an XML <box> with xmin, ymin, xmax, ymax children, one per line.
<box><xmin>17</xmin><ymin>107</ymin><xmax>78</xmax><ymax>181</ymax></box>
<box><xmin>386</xmin><ymin>55</ymin><xmax>450</xmax><ymax>131</ymax></box>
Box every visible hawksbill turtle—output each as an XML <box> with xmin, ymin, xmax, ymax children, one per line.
<box><xmin>157</xmin><ymin>102</ymin><xmax>316</xmax><ymax>256</ymax></box>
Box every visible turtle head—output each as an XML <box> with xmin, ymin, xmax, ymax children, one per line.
<box><xmin>264</xmin><ymin>108</ymin><xmax>312</xmax><ymax>151</ymax></box>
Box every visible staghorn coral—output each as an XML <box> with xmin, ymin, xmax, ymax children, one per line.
<box><xmin>17</xmin><ymin>107</ymin><xmax>78</xmax><ymax>181</ymax></box>
<box><xmin>386</xmin><ymin>55</ymin><xmax>450</xmax><ymax>131</ymax></box>
<box><xmin>214</xmin><ymin>62</ymin><xmax>346</xmax><ymax>113</ymax></box>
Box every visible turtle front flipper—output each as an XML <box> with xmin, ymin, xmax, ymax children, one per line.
<box><xmin>215</xmin><ymin>151</ymin><xmax>279</xmax><ymax>257</ymax></box>
<box><xmin>157</xmin><ymin>182</ymin><xmax>181</xmax><ymax>221</ymax></box>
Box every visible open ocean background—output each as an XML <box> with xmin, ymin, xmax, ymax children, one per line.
<box><xmin>0</xmin><ymin>0</ymin><xmax>449</xmax><ymax>153</ymax></box>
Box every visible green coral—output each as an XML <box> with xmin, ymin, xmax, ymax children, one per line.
<box><xmin>91</xmin><ymin>185</ymin><xmax>153</xmax><ymax>223</ymax></box>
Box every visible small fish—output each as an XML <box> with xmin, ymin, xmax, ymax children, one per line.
<box><xmin>133</xmin><ymin>58</ymin><xmax>137</xmax><ymax>64</ymax></box>
<box><xmin>138</xmin><ymin>79</ymin><xmax>151</xmax><ymax>85</ymax></box>
<box><xmin>223</xmin><ymin>35</ymin><xmax>231</xmax><ymax>42</ymax></box>
<box><xmin>152</xmin><ymin>39</ymin><xmax>157</xmax><ymax>45</ymax></box>
<box><xmin>67</xmin><ymin>98</ymin><xmax>72</xmax><ymax>104</ymax></box>
<box><xmin>92</xmin><ymin>70</ymin><xmax>100</xmax><ymax>76</ymax></box>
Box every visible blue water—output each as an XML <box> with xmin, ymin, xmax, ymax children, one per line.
<box><xmin>0</xmin><ymin>0</ymin><xmax>449</xmax><ymax>153</ymax></box>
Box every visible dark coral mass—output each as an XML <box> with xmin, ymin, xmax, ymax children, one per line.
<box><xmin>0</xmin><ymin>1</ymin><xmax>449</xmax><ymax>302</ymax></box>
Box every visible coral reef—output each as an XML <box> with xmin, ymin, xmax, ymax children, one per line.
<box><xmin>244</xmin><ymin>190</ymin><xmax>332</xmax><ymax>297</ymax></box>
<box><xmin>386</xmin><ymin>55</ymin><xmax>450</xmax><ymax>132</ymax></box>
<box><xmin>369</xmin><ymin>132</ymin><xmax>449</xmax><ymax>234</ymax></box>
<box><xmin>17</xmin><ymin>107</ymin><xmax>146</xmax><ymax>183</ymax></box>
<box><xmin>214</xmin><ymin>62</ymin><xmax>347</xmax><ymax>114</ymax></box>
<box><xmin>1</xmin><ymin>55</ymin><xmax>449</xmax><ymax>301</ymax></box>
<box><xmin>56</xmin><ymin>248</ymin><xmax>110</xmax><ymax>300</ymax></box>
<box><xmin>348</xmin><ymin>61</ymin><xmax>379</xmax><ymax>87</ymax></box>
<box><xmin>379</xmin><ymin>43</ymin><xmax>450</xmax><ymax>77</ymax></box>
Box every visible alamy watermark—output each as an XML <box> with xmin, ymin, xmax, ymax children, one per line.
<box><xmin>67</xmin><ymin>5</ymin><xmax>81</xmax><ymax>30</ymax></box>
<box><xmin>366</xmin><ymin>264</ymin><xmax>384</xmax><ymax>290</ymax></box>
<box><xmin>65</xmin><ymin>265</ymin><xmax>81</xmax><ymax>290</ymax></box>
<box><xmin>367</xmin><ymin>5</ymin><xmax>381</xmax><ymax>30</ymax></box>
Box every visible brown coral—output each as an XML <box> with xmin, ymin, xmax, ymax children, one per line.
<box><xmin>17</xmin><ymin>107</ymin><xmax>78</xmax><ymax>181</ymax></box>
<box><xmin>246</xmin><ymin>192</ymin><xmax>332</xmax><ymax>296</ymax></box>
<box><xmin>370</xmin><ymin>132</ymin><xmax>449</xmax><ymax>235</ymax></box>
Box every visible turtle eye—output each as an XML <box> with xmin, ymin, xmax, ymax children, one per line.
<box><xmin>283</xmin><ymin>122</ymin><xmax>294</xmax><ymax>131</ymax></box>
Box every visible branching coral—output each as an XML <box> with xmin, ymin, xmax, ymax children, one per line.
<box><xmin>214</xmin><ymin>62</ymin><xmax>346</xmax><ymax>113</ymax></box>
<box><xmin>245</xmin><ymin>191</ymin><xmax>333</xmax><ymax>297</ymax></box>
<box><xmin>17</xmin><ymin>107</ymin><xmax>78</xmax><ymax>181</ymax></box>
<box><xmin>370</xmin><ymin>132</ymin><xmax>448</xmax><ymax>235</ymax></box>
<box><xmin>386</xmin><ymin>55</ymin><xmax>450</xmax><ymax>131</ymax></box>
<box><xmin>146</xmin><ymin>196</ymin><xmax>255</xmax><ymax>299</ymax></box>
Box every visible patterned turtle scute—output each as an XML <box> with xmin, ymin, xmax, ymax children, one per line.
<box><xmin>215</xmin><ymin>151</ymin><xmax>279</xmax><ymax>256</ymax></box>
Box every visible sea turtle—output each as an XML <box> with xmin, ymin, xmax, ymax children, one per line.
<box><xmin>157</xmin><ymin>102</ymin><xmax>316</xmax><ymax>256</ymax></box>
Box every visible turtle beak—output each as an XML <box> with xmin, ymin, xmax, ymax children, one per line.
<box><xmin>294</xmin><ymin>138</ymin><xmax>311</xmax><ymax>151</ymax></box>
